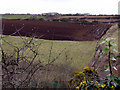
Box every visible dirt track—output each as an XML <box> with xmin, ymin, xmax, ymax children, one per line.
<box><xmin>2</xmin><ymin>19</ymin><xmax>112</xmax><ymax>41</ymax></box>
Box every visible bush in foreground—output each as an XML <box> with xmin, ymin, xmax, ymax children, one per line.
<box><xmin>69</xmin><ymin>38</ymin><xmax>120</xmax><ymax>90</ymax></box>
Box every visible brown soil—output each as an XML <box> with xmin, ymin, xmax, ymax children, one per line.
<box><xmin>2</xmin><ymin>19</ymin><xmax>111</xmax><ymax>41</ymax></box>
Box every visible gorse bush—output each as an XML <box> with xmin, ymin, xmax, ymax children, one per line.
<box><xmin>69</xmin><ymin>38</ymin><xmax>120</xmax><ymax>90</ymax></box>
<box><xmin>69</xmin><ymin>67</ymin><xmax>120</xmax><ymax>90</ymax></box>
<box><xmin>69</xmin><ymin>67</ymin><xmax>100</xmax><ymax>89</ymax></box>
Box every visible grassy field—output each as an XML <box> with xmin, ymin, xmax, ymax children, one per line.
<box><xmin>2</xmin><ymin>35</ymin><xmax>97</xmax><ymax>71</ymax></box>
<box><xmin>2</xmin><ymin>14</ymin><xmax>43</xmax><ymax>19</ymax></box>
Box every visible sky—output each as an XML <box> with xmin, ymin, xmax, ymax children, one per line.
<box><xmin>0</xmin><ymin>0</ymin><xmax>120</xmax><ymax>15</ymax></box>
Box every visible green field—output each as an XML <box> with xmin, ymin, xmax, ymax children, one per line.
<box><xmin>2</xmin><ymin>35</ymin><xmax>97</xmax><ymax>71</ymax></box>
<box><xmin>2</xmin><ymin>14</ymin><xmax>43</xmax><ymax>19</ymax></box>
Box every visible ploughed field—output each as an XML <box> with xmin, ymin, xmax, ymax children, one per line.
<box><xmin>2</xmin><ymin>19</ymin><xmax>112</xmax><ymax>41</ymax></box>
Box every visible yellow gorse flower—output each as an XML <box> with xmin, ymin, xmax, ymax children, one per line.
<box><xmin>79</xmin><ymin>72</ymin><xmax>85</xmax><ymax>76</ymax></box>
<box><xmin>96</xmin><ymin>81</ymin><xmax>98</xmax><ymax>84</ymax></box>
<box><xmin>80</xmin><ymin>81</ymin><xmax>87</xmax><ymax>86</ymax></box>
<box><xmin>90</xmin><ymin>67</ymin><xmax>94</xmax><ymax>71</ymax></box>
<box><xmin>80</xmin><ymin>82</ymin><xmax>83</xmax><ymax>86</ymax></box>
<box><xmin>111</xmin><ymin>86</ymin><xmax>115</xmax><ymax>90</ymax></box>
<box><xmin>83</xmin><ymin>67</ymin><xmax>94</xmax><ymax>70</ymax></box>
<box><xmin>79</xmin><ymin>72</ymin><xmax>83</xmax><ymax>74</ymax></box>
<box><xmin>76</xmin><ymin>86</ymin><xmax>79</xmax><ymax>90</ymax></box>
<box><xmin>74</xmin><ymin>71</ymin><xmax>79</xmax><ymax>74</ymax></box>
<box><xmin>83</xmin><ymin>81</ymin><xmax>86</xmax><ymax>84</ymax></box>
<box><xmin>83</xmin><ymin>67</ymin><xmax>90</xmax><ymax>70</ymax></box>
<box><xmin>101</xmin><ymin>84</ymin><xmax>106</xmax><ymax>88</ymax></box>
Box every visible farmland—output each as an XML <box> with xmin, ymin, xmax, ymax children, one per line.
<box><xmin>2</xmin><ymin>14</ymin><xmax>120</xmax><ymax>24</ymax></box>
<box><xmin>1</xmin><ymin>14</ymin><xmax>119</xmax><ymax>88</ymax></box>
<box><xmin>1</xmin><ymin>14</ymin><xmax>43</xmax><ymax>19</ymax></box>
<box><xmin>1</xmin><ymin>18</ymin><xmax>115</xmax><ymax>70</ymax></box>
<box><xmin>2</xmin><ymin>19</ymin><xmax>111</xmax><ymax>41</ymax></box>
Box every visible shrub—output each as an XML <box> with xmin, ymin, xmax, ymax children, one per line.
<box><xmin>69</xmin><ymin>38</ymin><xmax>120</xmax><ymax>90</ymax></box>
<box><xmin>69</xmin><ymin>67</ymin><xmax>100</xmax><ymax>89</ymax></box>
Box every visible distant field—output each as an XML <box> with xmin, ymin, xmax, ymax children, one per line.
<box><xmin>57</xmin><ymin>15</ymin><xmax>116</xmax><ymax>19</ymax></box>
<box><xmin>2</xmin><ymin>14</ymin><xmax>43</xmax><ymax>19</ymax></box>
<box><xmin>2</xmin><ymin>35</ymin><xmax>97</xmax><ymax>71</ymax></box>
<box><xmin>57</xmin><ymin>16</ymin><xmax>119</xmax><ymax>23</ymax></box>
<box><xmin>2</xmin><ymin>14</ymin><xmax>117</xmax><ymax>19</ymax></box>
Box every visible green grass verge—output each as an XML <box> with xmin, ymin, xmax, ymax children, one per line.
<box><xmin>2</xmin><ymin>35</ymin><xmax>97</xmax><ymax>71</ymax></box>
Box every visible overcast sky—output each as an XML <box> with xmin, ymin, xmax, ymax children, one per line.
<box><xmin>0</xmin><ymin>0</ymin><xmax>120</xmax><ymax>14</ymax></box>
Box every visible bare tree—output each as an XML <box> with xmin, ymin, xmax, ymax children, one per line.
<box><xmin>1</xmin><ymin>27</ymin><xmax>74</xmax><ymax>88</ymax></box>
